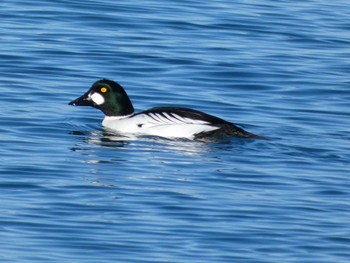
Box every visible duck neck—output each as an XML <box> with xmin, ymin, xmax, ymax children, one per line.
<box><xmin>99</xmin><ymin>98</ymin><xmax>134</xmax><ymax>117</ymax></box>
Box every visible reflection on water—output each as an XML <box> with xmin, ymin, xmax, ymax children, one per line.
<box><xmin>70</xmin><ymin>128</ymin><xmax>258</xmax><ymax>161</ymax></box>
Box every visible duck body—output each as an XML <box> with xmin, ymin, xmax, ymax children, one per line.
<box><xmin>101</xmin><ymin>107</ymin><xmax>256</xmax><ymax>140</ymax></box>
<box><xmin>69</xmin><ymin>79</ymin><xmax>259</xmax><ymax>140</ymax></box>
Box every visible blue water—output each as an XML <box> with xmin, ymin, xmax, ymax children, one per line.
<box><xmin>1</xmin><ymin>0</ymin><xmax>350</xmax><ymax>262</ymax></box>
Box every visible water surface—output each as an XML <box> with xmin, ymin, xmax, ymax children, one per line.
<box><xmin>1</xmin><ymin>0</ymin><xmax>350</xmax><ymax>262</ymax></box>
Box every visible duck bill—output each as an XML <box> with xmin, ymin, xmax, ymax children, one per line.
<box><xmin>68</xmin><ymin>93</ymin><xmax>93</xmax><ymax>106</ymax></box>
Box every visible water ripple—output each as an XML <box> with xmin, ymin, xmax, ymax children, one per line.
<box><xmin>1</xmin><ymin>0</ymin><xmax>350</xmax><ymax>262</ymax></box>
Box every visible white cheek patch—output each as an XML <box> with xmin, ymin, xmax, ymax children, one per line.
<box><xmin>90</xmin><ymin>92</ymin><xmax>105</xmax><ymax>105</ymax></box>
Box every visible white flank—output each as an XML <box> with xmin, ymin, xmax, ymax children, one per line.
<box><xmin>102</xmin><ymin>113</ymin><xmax>219</xmax><ymax>139</ymax></box>
<box><xmin>90</xmin><ymin>92</ymin><xmax>105</xmax><ymax>105</ymax></box>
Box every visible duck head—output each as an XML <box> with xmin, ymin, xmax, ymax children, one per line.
<box><xmin>69</xmin><ymin>79</ymin><xmax>134</xmax><ymax>117</ymax></box>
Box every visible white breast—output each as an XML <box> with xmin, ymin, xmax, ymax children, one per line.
<box><xmin>102</xmin><ymin>112</ymin><xmax>219</xmax><ymax>139</ymax></box>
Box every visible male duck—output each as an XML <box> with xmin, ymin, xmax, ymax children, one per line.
<box><xmin>69</xmin><ymin>79</ymin><xmax>259</xmax><ymax>140</ymax></box>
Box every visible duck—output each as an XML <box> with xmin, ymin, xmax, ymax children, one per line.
<box><xmin>68</xmin><ymin>79</ymin><xmax>260</xmax><ymax>140</ymax></box>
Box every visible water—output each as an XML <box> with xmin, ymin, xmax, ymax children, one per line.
<box><xmin>1</xmin><ymin>0</ymin><xmax>350</xmax><ymax>262</ymax></box>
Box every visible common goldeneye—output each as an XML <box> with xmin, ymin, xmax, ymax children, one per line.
<box><xmin>69</xmin><ymin>79</ymin><xmax>259</xmax><ymax>140</ymax></box>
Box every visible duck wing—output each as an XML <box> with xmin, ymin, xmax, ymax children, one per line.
<box><xmin>138</xmin><ymin>107</ymin><xmax>227</xmax><ymax>125</ymax></box>
<box><xmin>137</xmin><ymin>107</ymin><xmax>258</xmax><ymax>139</ymax></box>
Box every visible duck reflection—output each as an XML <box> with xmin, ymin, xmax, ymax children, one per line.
<box><xmin>69</xmin><ymin>128</ymin><xmax>231</xmax><ymax>158</ymax></box>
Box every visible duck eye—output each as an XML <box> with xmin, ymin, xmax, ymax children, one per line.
<box><xmin>100</xmin><ymin>87</ymin><xmax>108</xmax><ymax>93</ymax></box>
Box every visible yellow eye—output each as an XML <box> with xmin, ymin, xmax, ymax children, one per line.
<box><xmin>100</xmin><ymin>87</ymin><xmax>108</xmax><ymax>93</ymax></box>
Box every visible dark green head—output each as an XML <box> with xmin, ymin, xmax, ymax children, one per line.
<box><xmin>69</xmin><ymin>79</ymin><xmax>134</xmax><ymax>116</ymax></box>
